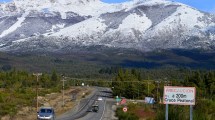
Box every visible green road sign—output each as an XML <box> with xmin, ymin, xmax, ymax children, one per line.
<box><xmin>116</xmin><ymin>96</ymin><xmax>121</xmax><ymax>102</ymax></box>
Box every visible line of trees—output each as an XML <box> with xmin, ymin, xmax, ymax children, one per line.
<box><xmin>184</xmin><ymin>71</ymin><xmax>215</xmax><ymax>99</ymax></box>
<box><xmin>112</xmin><ymin>68</ymin><xmax>153</xmax><ymax>99</ymax></box>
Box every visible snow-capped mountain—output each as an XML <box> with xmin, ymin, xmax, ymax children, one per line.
<box><xmin>0</xmin><ymin>0</ymin><xmax>215</xmax><ymax>52</ymax></box>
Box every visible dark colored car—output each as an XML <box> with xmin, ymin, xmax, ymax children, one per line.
<box><xmin>92</xmin><ymin>105</ymin><xmax>99</xmax><ymax>112</ymax></box>
<box><xmin>37</xmin><ymin>107</ymin><xmax>55</xmax><ymax>120</ymax></box>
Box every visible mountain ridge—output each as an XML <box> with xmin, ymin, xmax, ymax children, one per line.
<box><xmin>0</xmin><ymin>0</ymin><xmax>214</xmax><ymax>53</ymax></box>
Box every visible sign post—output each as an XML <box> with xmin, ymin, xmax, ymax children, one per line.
<box><xmin>190</xmin><ymin>105</ymin><xmax>193</xmax><ymax>120</ymax></box>
<box><xmin>163</xmin><ymin>86</ymin><xmax>196</xmax><ymax>120</ymax></box>
<box><xmin>165</xmin><ymin>104</ymin><xmax>168</xmax><ymax>120</ymax></box>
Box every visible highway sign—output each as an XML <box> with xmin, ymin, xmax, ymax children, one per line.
<box><xmin>163</xmin><ymin>86</ymin><xmax>196</xmax><ymax>105</ymax></box>
<box><xmin>123</xmin><ymin>106</ymin><xmax>127</xmax><ymax>112</ymax></box>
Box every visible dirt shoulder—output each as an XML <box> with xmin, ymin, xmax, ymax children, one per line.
<box><xmin>1</xmin><ymin>86</ymin><xmax>94</xmax><ymax>120</ymax></box>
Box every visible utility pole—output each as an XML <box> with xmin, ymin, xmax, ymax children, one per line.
<box><xmin>147</xmin><ymin>82</ymin><xmax>150</xmax><ymax>96</ymax></box>
<box><xmin>33</xmin><ymin>73</ymin><xmax>42</xmax><ymax>112</ymax></box>
<box><xmin>155</xmin><ymin>81</ymin><xmax>161</xmax><ymax>103</ymax></box>
<box><xmin>61</xmin><ymin>75</ymin><xmax>67</xmax><ymax>107</ymax></box>
<box><xmin>138</xmin><ymin>81</ymin><xmax>140</xmax><ymax>99</ymax></box>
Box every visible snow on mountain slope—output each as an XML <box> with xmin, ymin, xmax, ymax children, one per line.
<box><xmin>53</xmin><ymin>17</ymin><xmax>107</xmax><ymax>43</ymax></box>
<box><xmin>142</xmin><ymin>3</ymin><xmax>215</xmax><ymax>46</ymax></box>
<box><xmin>0</xmin><ymin>11</ymin><xmax>29</xmax><ymax>38</ymax></box>
<box><xmin>0</xmin><ymin>0</ymin><xmax>215</xmax><ymax>52</ymax></box>
<box><xmin>151</xmin><ymin>5</ymin><xmax>212</xmax><ymax>34</ymax></box>
<box><xmin>1</xmin><ymin>0</ymin><xmax>124</xmax><ymax>17</ymax></box>
<box><xmin>48</xmin><ymin>0</ymin><xmax>215</xmax><ymax>51</ymax></box>
<box><xmin>118</xmin><ymin>13</ymin><xmax>152</xmax><ymax>32</ymax></box>
<box><xmin>53</xmin><ymin>12</ymin><xmax>152</xmax><ymax>39</ymax></box>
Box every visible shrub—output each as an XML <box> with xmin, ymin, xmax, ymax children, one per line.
<box><xmin>116</xmin><ymin>107</ymin><xmax>139</xmax><ymax>120</ymax></box>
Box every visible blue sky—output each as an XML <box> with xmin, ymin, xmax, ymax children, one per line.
<box><xmin>102</xmin><ymin>0</ymin><xmax>215</xmax><ymax>13</ymax></box>
<box><xmin>0</xmin><ymin>0</ymin><xmax>214</xmax><ymax>13</ymax></box>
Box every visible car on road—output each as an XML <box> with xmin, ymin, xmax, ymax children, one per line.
<box><xmin>97</xmin><ymin>97</ymin><xmax>103</xmax><ymax>101</ymax></box>
<box><xmin>37</xmin><ymin>107</ymin><xmax>55</xmax><ymax>120</ymax></box>
<box><xmin>92</xmin><ymin>105</ymin><xmax>99</xmax><ymax>112</ymax></box>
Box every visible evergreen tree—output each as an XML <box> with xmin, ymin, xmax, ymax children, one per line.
<box><xmin>51</xmin><ymin>70</ymin><xmax>58</xmax><ymax>86</ymax></box>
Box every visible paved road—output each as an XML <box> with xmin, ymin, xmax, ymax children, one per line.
<box><xmin>101</xmin><ymin>98</ymin><xmax>117</xmax><ymax>120</ymax></box>
<box><xmin>56</xmin><ymin>87</ymin><xmax>116</xmax><ymax>120</ymax></box>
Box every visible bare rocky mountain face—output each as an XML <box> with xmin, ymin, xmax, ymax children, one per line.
<box><xmin>0</xmin><ymin>0</ymin><xmax>214</xmax><ymax>53</ymax></box>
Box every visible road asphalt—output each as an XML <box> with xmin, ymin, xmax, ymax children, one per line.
<box><xmin>56</xmin><ymin>87</ymin><xmax>117</xmax><ymax>120</ymax></box>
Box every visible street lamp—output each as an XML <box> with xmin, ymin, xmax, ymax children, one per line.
<box><xmin>33</xmin><ymin>73</ymin><xmax>42</xmax><ymax>112</ymax></box>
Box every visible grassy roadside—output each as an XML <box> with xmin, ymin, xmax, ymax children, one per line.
<box><xmin>1</xmin><ymin>86</ymin><xmax>93</xmax><ymax>120</ymax></box>
<box><xmin>116</xmin><ymin>102</ymin><xmax>156</xmax><ymax>120</ymax></box>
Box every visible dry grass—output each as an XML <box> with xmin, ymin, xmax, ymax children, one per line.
<box><xmin>1</xmin><ymin>87</ymin><xmax>93</xmax><ymax>120</ymax></box>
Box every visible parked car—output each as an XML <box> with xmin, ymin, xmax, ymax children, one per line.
<box><xmin>37</xmin><ymin>107</ymin><xmax>55</xmax><ymax>120</ymax></box>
